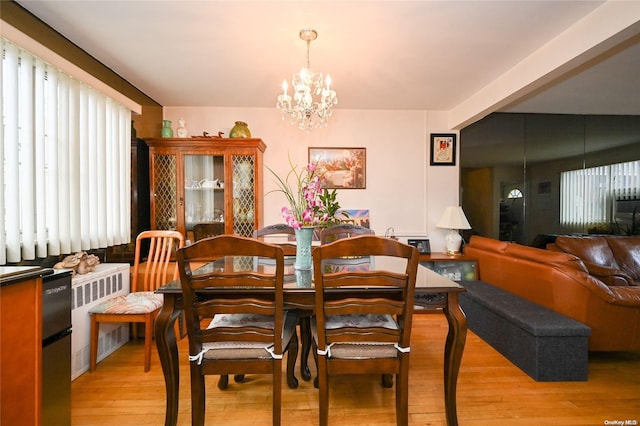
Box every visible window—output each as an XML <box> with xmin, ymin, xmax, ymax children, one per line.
<box><xmin>507</xmin><ymin>188</ymin><xmax>523</xmax><ymax>199</ymax></box>
<box><xmin>560</xmin><ymin>160</ymin><xmax>640</xmax><ymax>230</ymax></box>
<box><xmin>1</xmin><ymin>37</ymin><xmax>132</xmax><ymax>264</ymax></box>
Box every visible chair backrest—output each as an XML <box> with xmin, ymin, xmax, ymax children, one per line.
<box><xmin>192</xmin><ymin>223</ymin><xmax>225</xmax><ymax>242</ymax></box>
<box><xmin>253</xmin><ymin>224</ymin><xmax>297</xmax><ymax>256</ymax></box>
<box><xmin>132</xmin><ymin>230</ymin><xmax>185</xmax><ymax>292</ymax></box>
<box><xmin>319</xmin><ymin>223</ymin><xmax>374</xmax><ymax>244</ymax></box>
<box><xmin>312</xmin><ymin>235</ymin><xmax>419</xmax><ymax>351</ymax></box>
<box><xmin>176</xmin><ymin>235</ymin><xmax>286</xmax><ymax>357</ymax></box>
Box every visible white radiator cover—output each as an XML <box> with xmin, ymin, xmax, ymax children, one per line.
<box><xmin>71</xmin><ymin>263</ymin><xmax>130</xmax><ymax>380</ymax></box>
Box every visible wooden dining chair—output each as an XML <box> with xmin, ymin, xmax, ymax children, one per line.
<box><xmin>89</xmin><ymin>230</ymin><xmax>185</xmax><ymax>372</ymax></box>
<box><xmin>319</xmin><ymin>223</ymin><xmax>374</xmax><ymax>244</ymax></box>
<box><xmin>255</xmin><ymin>223</ymin><xmax>317</xmax><ymax>386</ymax></box>
<box><xmin>293</xmin><ymin>222</ymin><xmax>375</xmax><ymax>381</ymax></box>
<box><xmin>192</xmin><ymin>222</ymin><xmax>225</xmax><ymax>242</ymax></box>
<box><xmin>254</xmin><ymin>223</ymin><xmax>297</xmax><ymax>256</ymax></box>
<box><xmin>311</xmin><ymin>235</ymin><xmax>419</xmax><ymax>426</ymax></box>
<box><xmin>176</xmin><ymin>235</ymin><xmax>299</xmax><ymax>426</ymax></box>
<box><xmin>213</xmin><ymin>223</ymin><xmax>297</xmax><ymax>388</ymax></box>
<box><xmin>214</xmin><ymin>224</ymin><xmax>297</xmax><ymax>389</ymax></box>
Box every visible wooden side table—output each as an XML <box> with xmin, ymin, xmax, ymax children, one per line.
<box><xmin>419</xmin><ymin>252</ymin><xmax>477</xmax><ymax>282</ymax></box>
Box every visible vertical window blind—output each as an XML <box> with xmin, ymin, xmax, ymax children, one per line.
<box><xmin>1</xmin><ymin>37</ymin><xmax>131</xmax><ymax>264</ymax></box>
<box><xmin>560</xmin><ymin>160</ymin><xmax>640</xmax><ymax>230</ymax></box>
<box><xmin>611</xmin><ymin>161</ymin><xmax>640</xmax><ymax>201</ymax></box>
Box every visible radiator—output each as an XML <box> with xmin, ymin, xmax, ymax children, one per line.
<box><xmin>71</xmin><ymin>263</ymin><xmax>130</xmax><ymax>380</ymax></box>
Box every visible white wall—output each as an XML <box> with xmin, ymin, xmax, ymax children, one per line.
<box><xmin>164</xmin><ymin>106</ymin><xmax>459</xmax><ymax>252</ymax></box>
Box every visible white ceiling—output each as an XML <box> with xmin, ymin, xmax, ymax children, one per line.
<box><xmin>12</xmin><ymin>0</ymin><xmax>640</xmax><ymax>128</ymax></box>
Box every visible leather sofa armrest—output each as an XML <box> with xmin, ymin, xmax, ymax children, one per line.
<box><xmin>583</xmin><ymin>260</ymin><xmax>633</xmax><ymax>286</ymax></box>
<box><xmin>608</xmin><ymin>285</ymin><xmax>640</xmax><ymax>307</ymax></box>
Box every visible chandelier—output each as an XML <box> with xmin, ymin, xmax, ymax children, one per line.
<box><xmin>276</xmin><ymin>29</ymin><xmax>338</xmax><ymax>131</ymax></box>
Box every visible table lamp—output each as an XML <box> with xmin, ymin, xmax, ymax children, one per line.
<box><xmin>436</xmin><ymin>206</ymin><xmax>471</xmax><ymax>255</ymax></box>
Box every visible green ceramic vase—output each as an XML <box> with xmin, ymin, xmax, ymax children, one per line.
<box><xmin>294</xmin><ymin>227</ymin><xmax>314</xmax><ymax>270</ymax></box>
<box><xmin>229</xmin><ymin>121</ymin><xmax>251</xmax><ymax>138</ymax></box>
<box><xmin>161</xmin><ymin>120</ymin><xmax>173</xmax><ymax>138</ymax></box>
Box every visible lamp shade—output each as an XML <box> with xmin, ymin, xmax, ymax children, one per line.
<box><xmin>436</xmin><ymin>206</ymin><xmax>471</xmax><ymax>230</ymax></box>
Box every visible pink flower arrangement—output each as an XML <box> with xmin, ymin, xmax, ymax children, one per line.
<box><xmin>267</xmin><ymin>159</ymin><xmax>336</xmax><ymax>229</ymax></box>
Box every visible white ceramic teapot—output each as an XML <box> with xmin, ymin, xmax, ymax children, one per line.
<box><xmin>199</xmin><ymin>178</ymin><xmax>219</xmax><ymax>188</ymax></box>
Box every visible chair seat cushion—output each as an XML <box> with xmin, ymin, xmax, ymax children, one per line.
<box><xmin>89</xmin><ymin>291</ymin><xmax>163</xmax><ymax>314</ymax></box>
<box><xmin>198</xmin><ymin>311</ymin><xmax>298</xmax><ymax>360</ymax></box>
<box><xmin>325</xmin><ymin>313</ymin><xmax>398</xmax><ymax>330</ymax></box>
<box><xmin>312</xmin><ymin>313</ymin><xmax>400</xmax><ymax>359</ymax></box>
<box><xmin>323</xmin><ymin>342</ymin><xmax>399</xmax><ymax>359</ymax></box>
<box><xmin>209</xmin><ymin>313</ymin><xmax>276</xmax><ymax>330</ymax></box>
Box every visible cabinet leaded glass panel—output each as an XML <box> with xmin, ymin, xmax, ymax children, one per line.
<box><xmin>153</xmin><ymin>154</ymin><xmax>177</xmax><ymax>230</ymax></box>
<box><xmin>233</xmin><ymin>155</ymin><xmax>255</xmax><ymax>236</ymax></box>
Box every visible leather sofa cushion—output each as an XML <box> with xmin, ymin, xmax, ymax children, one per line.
<box><xmin>554</xmin><ymin>236</ymin><xmax>619</xmax><ymax>270</ymax></box>
<box><xmin>465</xmin><ymin>235</ymin><xmax>509</xmax><ymax>253</ymax></box>
<box><xmin>505</xmin><ymin>243</ymin><xmax>587</xmax><ymax>273</ymax></box>
<box><xmin>605</xmin><ymin>236</ymin><xmax>640</xmax><ymax>283</ymax></box>
<box><xmin>465</xmin><ymin>236</ymin><xmax>509</xmax><ymax>286</ymax></box>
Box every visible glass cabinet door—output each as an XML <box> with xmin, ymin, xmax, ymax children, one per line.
<box><xmin>232</xmin><ymin>154</ymin><xmax>255</xmax><ymax>236</ymax></box>
<box><xmin>183</xmin><ymin>154</ymin><xmax>225</xmax><ymax>233</ymax></box>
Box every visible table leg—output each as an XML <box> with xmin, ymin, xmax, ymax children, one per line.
<box><xmin>443</xmin><ymin>292</ymin><xmax>467</xmax><ymax>426</ymax></box>
<box><xmin>155</xmin><ymin>294</ymin><xmax>182</xmax><ymax>426</ymax></box>
<box><xmin>286</xmin><ymin>329</ymin><xmax>299</xmax><ymax>389</ymax></box>
<box><xmin>299</xmin><ymin>314</ymin><xmax>312</xmax><ymax>381</ymax></box>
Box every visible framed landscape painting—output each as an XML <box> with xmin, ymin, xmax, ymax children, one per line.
<box><xmin>430</xmin><ymin>133</ymin><xmax>457</xmax><ymax>166</ymax></box>
<box><xmin>309</xmin><ymin>147</ymin><xmax>366</xmax><ymax>189</ymax></box>
<box><xmin>336</xmin><ymin>209</ymin><xmax>370</xmax><ymax>228</ymax></box>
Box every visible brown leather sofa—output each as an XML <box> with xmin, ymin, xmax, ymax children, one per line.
<box><xmin>464</xmin><ymin>235</ymin><xmax>640</xmax><ymax>352</ymax></box>
<box><xmin>547</xmin><ymin>235</ymin><xmax>640</xmax><ymax>286</ymax></box>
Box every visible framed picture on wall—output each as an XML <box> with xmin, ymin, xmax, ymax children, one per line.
<box><xmin>430</xmin><ymin>133</ymin><xmax>457</xmax><ymax>166</ymax></box>
<box><xmin>308</xmin><ymin>147</ymin><xmax>366</xmax><ymax>189</ymax></box>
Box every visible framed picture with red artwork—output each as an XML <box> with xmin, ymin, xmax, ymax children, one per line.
<box><xmin>430</xmin><ymin>133</ymin><xmax>456</xmax><ymax>166</ymax></box>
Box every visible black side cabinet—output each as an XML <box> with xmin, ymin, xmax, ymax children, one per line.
<box><xmin>105</xmin><ymin>138</ymin><xmax>150</xmax><ymax>263</ymax></box>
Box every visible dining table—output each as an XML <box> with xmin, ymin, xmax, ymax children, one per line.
<box><xmin>154</xmin><ymin>255</ymin><xmax>467</xmax><ymax>426</ymax></box>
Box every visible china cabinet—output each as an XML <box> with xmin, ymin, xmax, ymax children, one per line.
<box><xmin>145</xmin><ymin>138</ymin><xmax>266</xmax><ymax>241</ymax></box>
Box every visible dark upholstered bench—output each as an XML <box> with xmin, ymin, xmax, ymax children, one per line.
<box><xmin>459</xmin><ymin>280</ymin><xmax>591</xmax><ymax>381</ymax></box>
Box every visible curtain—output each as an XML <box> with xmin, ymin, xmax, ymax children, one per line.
<box><xmin>1</xmin><ymin>37</ymin><xmax>131</xmax><ymax>264</ymax></box>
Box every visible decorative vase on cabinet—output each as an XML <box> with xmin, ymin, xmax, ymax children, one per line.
<box><xmin>176</xmin><ymin>118</ymin><xmax>188</xmax><ymax>138</ymax></box>
<box><xmin>161</xmin><ymin>120</ymin><xmax>173</xmax><ymax>138</ymax></box>
<box><xmin>145</xmin><ymin>137</ymin><xmax>266</xmax><ymax>241</ymax></box>
<box><xmin>229</xmin><ymin>121</ymin><xmax>251</xmax><ymax>138</ymax></box>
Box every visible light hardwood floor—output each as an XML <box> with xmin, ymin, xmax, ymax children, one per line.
<box><xmin>72</xmin><ymin>314</ymin><xmax>640</xmax><ymax>425</ymax></box>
